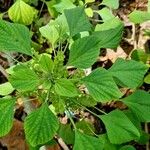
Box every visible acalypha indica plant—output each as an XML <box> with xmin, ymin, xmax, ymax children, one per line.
<box><xmin>0</xmin><ymin>0</ymin><xmax>150</xmax><ymax>149</ymax></box>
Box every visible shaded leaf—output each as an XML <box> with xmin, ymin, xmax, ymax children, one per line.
<box><xmin>119</xmin><ymin>145</ymin><xmax>136</xmax><ymax>150</ymax></box>
<box><xmin>100</xmin><ymin>109</ymin><xmax>140</xmax><ymax>144</ymax></box>
<box><xmin>73</xmin><ymin>130</ymin><xmax>104</xmax><ymax>150</ymax></box>
<box><xmin>58</xmin><ymin>124</ymin><xmax>74</xmax><ymax>144</ymax></box>
<box><xmin>121</xmin><ymin>90</ymin><xmax>150</xmax><ymax>122</ymax></box>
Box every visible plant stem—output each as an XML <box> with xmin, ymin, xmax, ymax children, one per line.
<box><xmin>72</xmin><ymin>100</ymin><xmax>101</xmax><ymax>118</ymax></box>
<box><xmin>0</xmin><ymin>65</ymin><xmax>8</xmax><ymax>78</ymax></box>
<box><xmin>39</xmin><ymin>0</ymin><xmax>45</xmax><ymax>18</ymax></box>
<box><xmin>65</xmin><ymin>108</ymin><xmax>76</xmax><ymax>129</ymax></box>
<box><xmin>63</xmin><ymin>42</ymin><xmax>69</xmax><ymax>53</ymax></box>
<box><xmin>93</xmin><ymin>106</ymin><xmax>107</xmax><ymax>115</ymax></box>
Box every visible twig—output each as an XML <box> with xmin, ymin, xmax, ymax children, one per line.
<box><xmin>56</xmin><ymin>136</ymin><xmax>70</xmax><ymax>150</ymax></box>
<box><xmin>0</xmin><ymin>65</ymin><xmax>8</xmax><ymax>78</ymax></box>
<box><xmin>145</xmin><ymin>123</ymin><xmax>149</xmax><ymax>150</ymax></box>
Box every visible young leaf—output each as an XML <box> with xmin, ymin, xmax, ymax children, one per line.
<box><xmin>8</xmin><ymin>0</ymin><xmax>36</xmax><ymax>25</ymax></box>
<box><xmin>0</xmin><ymin>82</ymin><xmax>14</xmax><ymax>96</ymax></box>
<box><xmin>95</xmin><ymin>17</ymin><xmax>122</xmax><ymax>31</ymax></box>
<box><xmin>93</xmin><ymin>20</ymin><xmax>123</xmax><ymax>48</ymax></box>
<box><xmin>24</xmin><ymin>103</ymin><xmax>59</xmax><ymax>147</ymax></box>
<box><xmin>46</xmin><ymin>0</ymin><xmax>58</xmax><ymax>18</ymax></box>
<box><xmin>109</xmin><ymin>58</ymin><xmax>148</xmax><ymax>88</ymax></box>
<box><xmin>39</xmin><ymin>53</ymin><xmax>54</xmax><ymax>73</ymax></box>
<box><xmin>101</xmin><ymin>0</ymin><xmax>119</xmax><ymax>9</ymax></box>
<box><xmin>82</xmin><ymin>68</ymin><xmax>122</xmax><ymax>102</ymax></box>
<box><xmin>85</xmin><ymin>0</ymin><xmax>95</xmax><ymax>4</ymax></box>
<box><xmin>54</xmin><ymin>79</ymin><xmax>78</xmax><ymax>97</ymax></box>
<box><xmin>53</xmin><ymin>0</ymin><xmax>75</xmax><ymax>13</ymax></box>
<box><xmin>0</xmin><ymin>20</ymin><xmax>32</xmax><ymax>55</ymax></box>
<box><xmin>129</xmin><ymin>10</ymin><xmax>150</xmax><ymax>24</ymax></box>
<box><xmin>96</xmin><ymin>7</ymin><xmax>115</xmax><ymax>22</ymax></box>
<box><xmin>68</xmin><ymin>36</ymin><xmax>100</xmax><ymax>69</ymax></box>
<box><xmin>131</xmin><ymin>49</ymin><xmax>148</xmax><ymax>63</ymax></box>
<box><xmin>100</xmin><ymin>109</ymin><xmax>140</xmax><ymax>144</ymax></box>
<box><xmin>144</xmin><ymin>74</ymin><xmax>150</xmax><ymax>84</ymax></box>
<box><xmin>121</xmin><ymin>90</ymin><xmax>150</xmax><ymax>122</ymax></box>
<box><xmin>9</xmin><ymin>65</ymin><xmax>39</xmax><ymax>92</ymax></box>
<box><xmin>0</xmin><ymin>98</ymin><xmax>15</xmax><ymax>137</ymax></box>
<box><xmin>73</xmin><ymin>130</ymin><xmax>104</xmax><ymax>150</ymax></box>
<box><xmin>64</xmin><ymin>7</ymin><xmax>92</xmax><ymax>36</ymax></box>
<box><xmin>39</xmin><ymin>22</ymin><xmax>59</xmax><ymax>48</ymax></box>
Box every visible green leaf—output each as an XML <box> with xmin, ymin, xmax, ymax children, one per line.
<box><xmin>54</xmin><ymin>13</ymin><xmax>69</xmax><ymax>40</ymax></box>
<box><xmin>39</xmin><ymin>21</ymin><xmax>59</xmax><ymax>48</ymax></box>
<box><xmin>64</xmin><ymin>7</ymin><xmax>92</xmax><ymax>36</ymax></box>
<box><xmin>73</xmin><ymin>130</ymin><xmax>104</xmax><ymax>150</ymax></box>
<box><xmin>58</xmin><ymin>124</ymin><xmax>75</xmax><ymax>144</ymax></box>
<box><xmin>68</xmin><ymin>36</ymin><xmax>100</xmax><ymax>69</ymax></box>
<box><xmin>46</xmin><ymin>0</ymin><xmax>58</xmax><ymax>18</ymax></box>
<box><xmin>119</xmin><ymin>145</ymin><xmax>136</xmax><ymax>150</ymax></box>
<box><xmin>96</xmin><ymin>7</ymin><xmax>115</xmax><ymax>22</ymax></box>
<box><xmin>82</xmin><ymin>68</ymin><xmax>122</xmax><ymax>102</ymax></box>
<box><xmin>109</xmin><ymin>58</ymin><xmax>148</xmax><ymax>88</ymax></box>
<box><xmin>100</xmin><ymin>109</ymin><xmax>140</xmax><ymax>144</ymax></box>
<box><xmin>101</xmin><ymin>0</ymin><xmax>119</xmax><ymax>9</ymax></box>
<box><xmin>76</xmin><ymin>120</ymin><xmax>95</xmax><ymax>135</ymax></box>
<box><xmin>144</xmin><ymin>74</ymin><xmax>150</xmax><ymax>84</ymax></box>
<box><xmin>95</xmin><ymin>17</ymin><xmax>122</xmax><ymax>31</ymax></box>
<box><xmin>0</xmin><ymin>98</ymin><xmax>15</xmax><ymax>137</ymax></box>
<box><xmin>0</xmin><ymin>20</ymin><xmax>32</xmax><ymax>55</ymax></box>
<box><xmin>39</xmin><ymin>53</ymin><xmax>54</xmax><ymax>73</ymax></box>
<box><xmin>129</xmin><ymin>10</ymin><xmax>150</xmax><ymax>24</ymax></box>
<box><xmin>77</xmin><ymin>95</ymin><xmax>97</xmax><ymax>107</ymax></box>
<box><xmin>24</xmin><ymin>103</ymin><xmax>59</xmax><ymax>147</ymax></box>
<box><xmin>8</xmin><ymin>0</ymin><xmax>36</xmax><ymax>25</ymax></box>
<box><xmin>9</xmin><ymin>65</ymin><xmax>39</xmax><ymax>92</ymax></box>
<box><xmin>99</xmin><ymin>134</ymin><xmax>119</xmax><ymax>150</ymax></box>
<box><xmin>93</xmin><ymin>19</ymin><xmax>123</xmax><ymax>48</ymax></box>
<box><xmin>85</xmin><ymin>0</ymin><xmax>95</xmax><ymax>4</ymax></box>
<box><xmin>0</xmin><ymin>82</ymin><xmax>14</xmax><ymax>96</ymax></box>
<box><xmin>85</xmin><ymin>7</ymin><xmax>93</xmax><ymax>17</ymax></box>
<box><xmin>121</xmin><ymin>90</ymin><xmax>150</xmax><ymax>122</ymax></box>
<box><xmin>131</xmin><ymin>49</ymin><xmax>148</xmax><ymax>63</ymax></box>
<box><xmin>54</xmin><ymin>79</ymin><xmax>78</xmax><ymax>97</ymax></box>
<box><xmin>53</xmin><ymin>0</ymin><xmax>75</xmax><ymax>13</ymax></box>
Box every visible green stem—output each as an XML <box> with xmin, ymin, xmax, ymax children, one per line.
<box><xmin>93</xmin><ymin>106</ymin><xmax>107</xmax><ymax>115</ymax></box>
<box><xmin>65</xmin><ymin>108</ymin><xmax>76</xmax><ymax>129</ymax></box>
<box><xmin>72</xmin><ymin>100</ymin><xmax>101</xmax><ymax>118</ymax></box>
